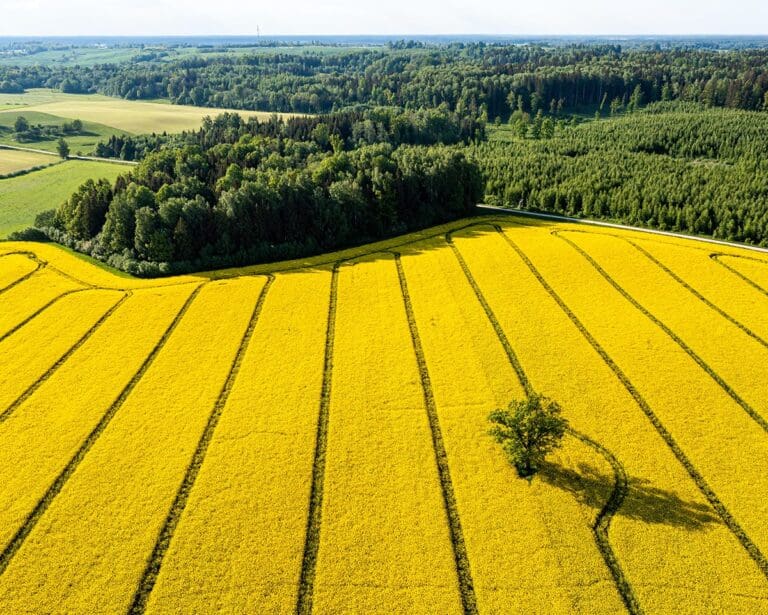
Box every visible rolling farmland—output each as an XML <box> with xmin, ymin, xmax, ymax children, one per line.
<box><xmin>0</xmin><ymin>215</ymin><xmax>767</xmax><ymax>613</ymax></box>
<box><xmin>0</xmin><ymin>148</ymin><xmax>58</xmax><ymax>176</ymax></box>
<box><xmin>0</xmin><ymin>89</ymin><xmax>296</xmax><ymax>134</ymax></box>
<box><xmin>0</xmin><ymin>160</ymin><xmax>127</xmax><ymax>237</ymax></box>
<box><xmin>0</xmin><ymin>91</ymin><xmax>300</xmax><ymax>237</ymax></box>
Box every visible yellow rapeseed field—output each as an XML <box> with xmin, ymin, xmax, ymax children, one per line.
<box><xmin>0</xmin><ymin>267</ymin><xmax>83</xmax><ymax>337</ymax></box>
<box><xmin>0</xmin><ymin>288</ymin><xmax>123</xmax><ymax>411</ymax></box>
<box><xmin>0</xmin><ymin>279</ymin><xmax>265</xmax><ymax>613</ymax></box>
<box><xmin>626</xmin><ymin>237</ymin><xmax>768</xmax><ymax>344</ymax></box>
<box><xmin>313</xmin><ymin>255</ymin><xmax>461</xmax><ymax>614</ymax></box>
<box><xmin>399</xmin><ymin>237</ymin><xmax>624</xmax><ymax>614</ymax></box>
<box><xmin>0</xmin><ymin>285</ymin><xmax>195</xmax><ymax>551</ymax></box>
<box><xmin>146</xmin><ymin>270</ymin><xmax>331</xmax><ymax>614</ymax></box>
<box><xmin>506</xmin><ymin>224</ymin><xmax>768</xmax><ymax>579</ymax></box>
<box><xmin>714</xmin><ymin>253</ymin><xmax>768</xmax><ymax>294</ymax></box>
<box><xmin>0</xmin><ymin>215</ymin><xmax>767</xmax><ymax>614</ymax></box>
<box><xmin>0</xmin><ymin>252</ymin><xmax>37</xmax><ymax>288</ymax></box>
<box><xmin>457</xmin><ymin>224</ymin><xmax>768</xmax><ymax>612</ymax></box>
<box><xmin>561</xmin><ymin>230</ymin><xmax>768</xmax><ymax>425</ymax></box>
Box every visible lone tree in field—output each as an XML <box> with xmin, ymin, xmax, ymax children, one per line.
<box><xmin>488</xmin><ymin>394</ymin><xmax>568</xmax><ymax>478</ymax></box>
<box><xmin>57</xmin><ymin>138</ymin><xmax>70</xmax><ymax>159</ymax></box>
<box><xmin>13</xmin><ymin>115</ymin><xmax>29</xmax><ymax>133</ymax></box>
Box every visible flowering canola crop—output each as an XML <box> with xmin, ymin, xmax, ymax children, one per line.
<box><xmin>0</xmin><ymin>279</ymin><xmax>265</xmax><ymax>613</ymax></box>
<box><xmin>714</xmin><ymin>253</ymin><xmax>768</xmax><ymax>295</ymax></box>
<box><xmin>0</xmin><ymin>253</ymin><xmax>37</xmax><ymax>289</ymax></box>
<box><xmin>312</xmin><ymin>255</ymin><xmax>461</xmax><ymax>614</ymax></box>
<box><xmin>400</xmin><ymin>238</ymin><xmax>624</xmax><ymax>614</ymax></box>
<box><xmin>0</xmin><ymin>216</ymin><xmax>766</xmax><ymax>614</ymax></box>
<box><xmin>146</xmin><ymin>270</ymin><xmax>331</xmax><ymax>614</ymax></box>
<box><xmin>459</xmin><ymin>224</ymin><xmax>768</xmax><ymax>612</ymax></box>
<box><xmin>0</xmin><ymin>289</ymin><xmax>124</xmax><ymax>411</ymax></box>
<box><xmin>627</xmin><ymin>237</ymin><xmax>768</xmax><ymax>346</ymax></box>
<box><xmin>0</xmin><ymin>267</ymin><xmax>83</xmax><ymax>337</ymax></box>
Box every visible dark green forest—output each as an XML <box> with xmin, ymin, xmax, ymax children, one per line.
<box><xmin>478</xmin><ymin>103</ymin><xmax>768</xmax><ymax>245</ymax></box>
<box><xmin>3</xmin><ymin>44</ymin><xmax>768</xmax><ymax>114</ymax></box>
<box><xmin>39</xmin><ymin>114</ymin><xmax>481</xmax><ymax>275</ymax></box>
<box><xmin>7</xmin><ymin>41</ymin><xmax>768</xmax><ymax>273</ymax></box>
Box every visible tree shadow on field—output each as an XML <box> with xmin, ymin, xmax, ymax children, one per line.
<box><xmin>539</xmin><ymin>461</ymin><xmax>718</xmax><ymax>531</ymax></box>
<box><xmin>194</xmin><ymin>210</ymin><xmax>539</xmax><ymax>280</ymax></box>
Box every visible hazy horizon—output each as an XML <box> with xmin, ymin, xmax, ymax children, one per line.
<box><xmin>2</xmin><ymin>0</ymin><xmax>767</xmax><ymax>38</ymax></box>
<box><xmin>2</xmin><ymin>34</ymin><xmax>768</xmax><ymax>39</ymax></box>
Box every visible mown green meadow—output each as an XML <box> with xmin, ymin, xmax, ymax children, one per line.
<box><xmin>0</xmin><ymin>160</ymin><xmax>126</xmax><ymax>237</ymax></box>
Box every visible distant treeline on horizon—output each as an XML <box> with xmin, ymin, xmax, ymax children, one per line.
<box><xmin>2</xmin><ymin>35</ymin><xmax>768</xmax><ymax>49</ymax></box>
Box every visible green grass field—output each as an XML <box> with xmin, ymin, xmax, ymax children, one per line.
<box><xmin>0</xmin><ymin>160</ymin><xmax>126</xmax><ymax>237</ymax></box>
<box><xmin>0</xmin><ymin>149</ymin><xmax>59</xmax><ymax>175</ymax></box>
<box><xmin>0</xmin><ymin>89</ymin><xmax>296</xmax><ymax>135</ymax></box>
<box><xmin>0</xmin><ymin>90</ymin><xmax>297</xmax><ymax>239</ymax></box>
<box><xmin>0</xmin><ymin>47</ymin><xmax>140</xmax><ymax>67</ymax></box>
<box><xmin>0</xmin><ymin>110</ymin><xmax>129</xmax><ymax>154</ymax></box>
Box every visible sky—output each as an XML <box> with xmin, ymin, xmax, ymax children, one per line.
<box><xmin>1</xmin><ymin>0</ymin><xmax>767</xmax><ymax>37</ymax></box>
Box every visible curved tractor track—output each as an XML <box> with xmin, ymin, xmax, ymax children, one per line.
<box><xmin>446</xmin><ymin>224</ymin><xmax>643</xmax><ymax>615</ymax></box>
<box><xmin>1</xmin><ymin>220</ymin><xmax>767</xmax><ymax>612</ymax></box>
<box><xmin>0</xmin><ymin>252</ymin><xmax>44</xmax><ymax>295</ymax></box>
<box><xmin>491</xmin><ymin>222</ymin><xmax>768</xmax><ymax>583</ymax></box>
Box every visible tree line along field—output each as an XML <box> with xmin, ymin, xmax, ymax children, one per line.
<box><xmin>0</xmin><ymin>215</ymin><xmax>767</xmax><ymax>613</ymax></box>
<box><xmin>0</xmin><ymin>160</ymin><xmax>126</xmax><ymax>237</ymax></box>
<box><xmin>0</xmin><ymin>91</ymin><xmax>299</xmax><ymax>237</ymax></box>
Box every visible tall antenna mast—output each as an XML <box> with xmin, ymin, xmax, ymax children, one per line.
<box><xmin>257</xmin><ymin>25</ymin><xmax>261</xmax><ymax>43</ymax></box>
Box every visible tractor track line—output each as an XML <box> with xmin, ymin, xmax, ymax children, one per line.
<box><xmin>296</xmin><ymin>263</ymin><xmax>340</xmax><ymax>615</ymax></box>
<box><xmin>624</xmin><ymin>239</ymin><xmax>768</xmax><ymax>351</ymax></box>
<box><xmin>0</xmin><ymin>253</ymin><xmax>43</xmax><ymax>295</ymax></box>
<box><xmin>128</xmin><ymin>276</ymin><xmax>275</xmax><ymax>614</ymax></box>
<box><xmin>494</xmin><ymin>224</ymin><xmax>768</xmax><ymax>582</ymax></box>
<box><xmin>0</xmin><ymin>290</ymin><xmax>131</xmax><ymax>424</ymax></box>
<box><xmin>393</xmin><ymin>251</ymin><xmax>478</xmax><ymax>615</ymax></box>
<box><xmin>553</xmin><ymin>229</ymin><xmax>768</xmax><ymax>352</ymax></box>
<box><xmin>710</xmin><ymin>254</ymin><xmax>768</xmax><ymax>299</ymax></box>
<box><xmin>554</xmin><ymin>231</ymin><xmax>768</xmax><ymax>435</ymax></box>
<box><xmin>0</xmin><ymin>283</ymin><xmax>205</xmax><ymax>578</ymax></box>
<box><xmin>446</xmin><ymin>226</ymin><xmax>643</xmax><ymax>615</ymax></box>
<box><xmin>567</xmin><ymin>428</ymin><xmax>641</xmax><ymax>615</ymax></box>
<box><xmin>0</xmin><ymin>288</ymin><xmax>91</xmax><ymax>345</ymax></box>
